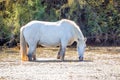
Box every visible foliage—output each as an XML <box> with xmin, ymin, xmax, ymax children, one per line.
<box><xmin>0</xmin><ymin>0</ymin><xmax>120</xmax><ymax>46</ymax></box>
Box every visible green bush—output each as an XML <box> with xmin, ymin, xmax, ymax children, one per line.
<box><xmin>0</xmin><ymin>0</ymin><xmax>120</xmax><ymax>46</ymax></box>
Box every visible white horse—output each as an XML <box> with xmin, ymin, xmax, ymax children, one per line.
<box><xmin>20</xmin><ymin>19</ymin><xmax>86</xmax><ymax>61</ymax></box>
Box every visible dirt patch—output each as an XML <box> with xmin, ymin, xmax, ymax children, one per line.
<box><xmin>0</xmin><ymin>47</ymin><xmax>120</xmax><ymax>80</ymax></box>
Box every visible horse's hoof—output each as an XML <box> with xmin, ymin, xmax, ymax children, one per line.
<box><xmin>57</xmin><ymin>55</ymin><xmax>60</xmax><ymax>59</ymax></box>
<box><xmin>33</xmin><ymin>58</ymin><xmax>36</xmax><ymax>61</ymax></box>
<box><xmin>33</xmin><ymin>55</ymin><xmax>36</xmax><ymax>61</ymax></box>
<box><xmin>61</xmin><ymin>59</ymin><xmax>64</xmax><ymax>62</ymax></box>
<box><xmin>79</xmin><ymin>56</ymin><xmax>83</xmax><ymax>61</ymax></box>
<box><xmin>21</xmin><ymin>55</ymin><xmax>28</xmax><ymax>61</ymax></box>
<box><xmin>61</xmin><ymin>58</ymin><xmax>64</xmax><ymax>62</ymax></box>
<box><xmin>27</xmin><ymin>55</ymin><xmax>33</xmax><ymax>61</ymax></box>
<box><xmin>28</xmin><ymin>58</ymin><xmax>32</xmax><ymax>61</ymax></box>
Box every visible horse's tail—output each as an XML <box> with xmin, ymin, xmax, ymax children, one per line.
<box><xmin>20</xmin><ymin>27</ymin><xmax>28</xmax><ymax>61</ymax></box>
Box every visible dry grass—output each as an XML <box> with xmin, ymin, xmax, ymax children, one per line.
<box><xmin>0</xmin><ymin>46</ymin><xmax>120</xmax><ymax>62</ymax></box>
<box><xmin>0</xmin><ymin>47</ymin><xmax>120</xmax><ymax>80</ymax></box>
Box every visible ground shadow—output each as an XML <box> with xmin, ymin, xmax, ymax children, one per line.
<box><xmin>32</xmin><ymin>59</ymin><xmax>92</xmax><ymax>63</ymax></box>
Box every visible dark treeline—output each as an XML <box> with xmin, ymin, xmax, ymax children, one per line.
<box><xmin>0</xmin><ymin>0</ymin><xmax>120</xmax><ymax>46</ymax></box>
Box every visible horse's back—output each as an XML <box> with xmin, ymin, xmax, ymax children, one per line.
<box><xmin>22</xmin><ymin>20</ymin><xmax>62</xmax><ymax>46</ymax></box>
<box><xmin>21</xmin><ymin>19</ymin><xmax>79</xmax><ymax>47</ymax></box>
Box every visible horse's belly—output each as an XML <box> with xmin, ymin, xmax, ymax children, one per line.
<box><xmin>38</xmin><ymin>39</ymin><xmax>60</xmax><ymax>47</ymax></box>
<box><xmin>39</xmin><ymin>42</ymin><xmax>60</xmax><ymax>47</ymax></box>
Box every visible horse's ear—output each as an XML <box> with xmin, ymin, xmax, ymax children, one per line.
<box><xmin>84</xmin><ymin>37</ymin><xmax>87</xmax><ymax>42</ymax></box>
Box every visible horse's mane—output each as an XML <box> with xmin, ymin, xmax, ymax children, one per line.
<box><xmin>60</xmin><ymin>19</ymin><xmax>80</xmax><ymax>30</ymax></box>
<box><xmin>61</xmin><ymin>19</ymin><xmax>84</xmax><ymax>40</ymax></box>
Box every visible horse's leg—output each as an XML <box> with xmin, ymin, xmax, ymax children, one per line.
<box><xmin>59</xmin><ymin>39</ymin><xmax>68</xmax><ymax>61</ymax></box>
<box><xmin>60</xmin><ymin>47</ymin><xmax>66</xmax><ymax>61</ymax></box>
<box><xmin>57</xmin><ymin>46</ymin><xmax>66</xmax><ymax>61</ymax></box>
<box><xmin>32</xmin><ymin>52</ymin><xmax>36</xmax><ymax>61</ymax></box>
<box><xmin>27</xmin><ymin>45</ymin><xmax>36</xmax><ymax>61</ymax></box>
<box><xmin>57</xmin><ymin>47</ymin><xmax>62</xmax><ymax>59</ymax></box>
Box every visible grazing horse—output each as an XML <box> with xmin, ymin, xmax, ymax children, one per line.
<box><xmin>20</xmin><ymin>19</ymin><xmax>86</xmax><ymax>61</ymax></box>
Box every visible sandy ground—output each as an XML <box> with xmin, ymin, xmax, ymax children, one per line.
<box><xmin>0</xmin><ymin>47</ymin><xmax>120</xmax><ymax>80</ymax></box>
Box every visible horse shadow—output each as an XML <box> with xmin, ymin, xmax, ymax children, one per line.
<box><xmin>32</xmin><ymin>58</ymin><xmax>92</xmax><ymax>63</ymax></box>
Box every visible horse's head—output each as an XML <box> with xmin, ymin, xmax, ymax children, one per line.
<box><xmin>77</xmin><ymin>37</ymin><xmax>87</xmax><ymax>61</ymax></box>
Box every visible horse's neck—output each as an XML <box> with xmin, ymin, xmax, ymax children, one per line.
<box><xmin>78</xmin><ymin>30</ymin><xmax>84</xmax><ymax>39</ymax></box>
<box><xmin>74</xmin><ymin>27</ymin><xmax>84</xmax><ymax>40</ymax></box>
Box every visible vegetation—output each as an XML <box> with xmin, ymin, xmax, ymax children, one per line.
<box><xmin>0</xmin><ymin>0</ymin><xmax>120</xmax><ymax>46</ymax></box>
